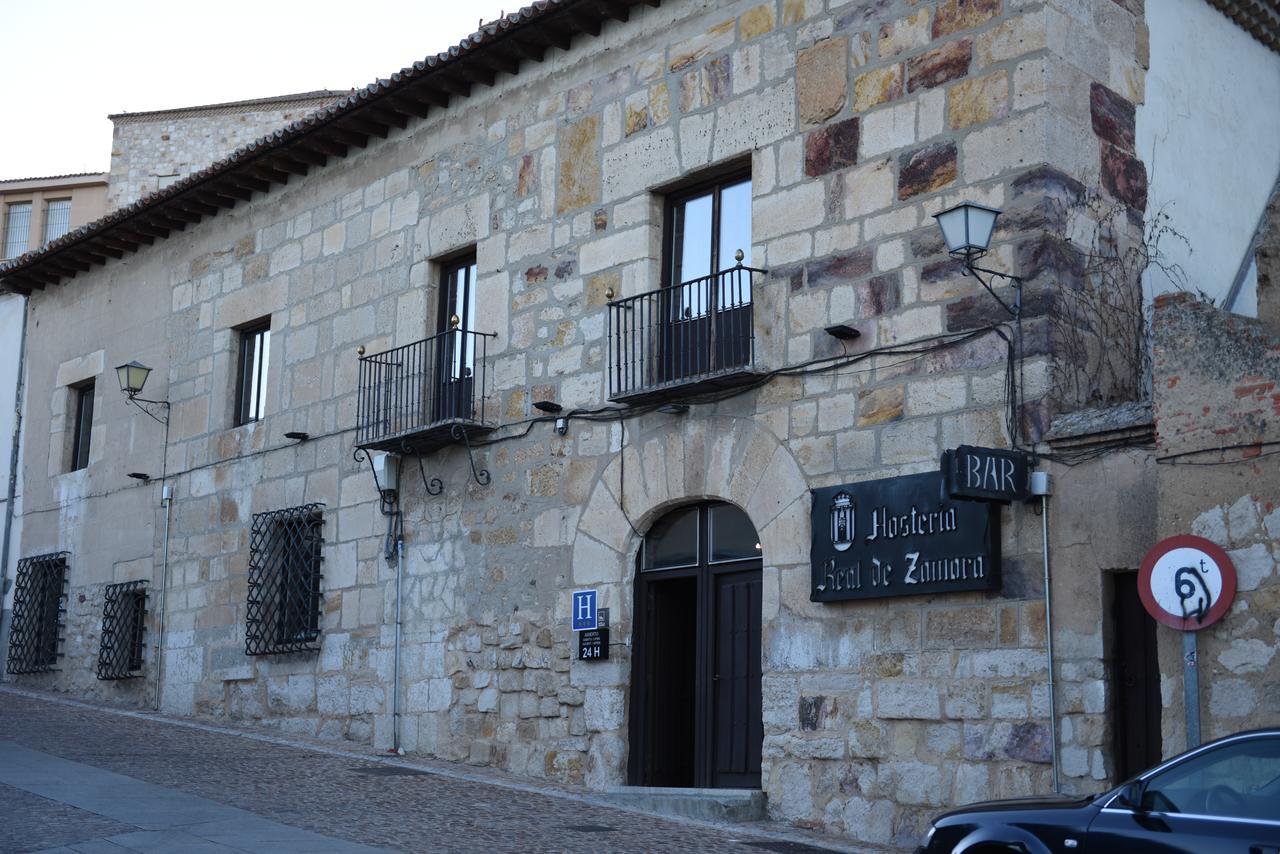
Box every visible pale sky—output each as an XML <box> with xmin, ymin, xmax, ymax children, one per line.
<box><xmin>0</xmin><ymin>0</ymin><xmax>509</xmax><ymax>180</ymax></box>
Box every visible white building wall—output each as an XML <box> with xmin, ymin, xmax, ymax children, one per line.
<box><xmin>1138</xmin><ymin>0</ymin><xmax>1280</xmax><ymax>313</ymax></box>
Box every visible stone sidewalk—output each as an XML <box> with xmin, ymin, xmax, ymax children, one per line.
<box><xmin>0</xmin><ymin>687</ymin><xmax>880</xmax><ymax>854</ymax></box>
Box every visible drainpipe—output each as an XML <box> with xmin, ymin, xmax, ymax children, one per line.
<box><xmin>1031</xmin><ymin>470</ymin><xmax>1061</xmax><ymax>794</ymax></box>
<box><xmin>0</xmin><ymin>296</ymin><xmax>29</xmax><ymax>679</ymax></box>
<box><xmin>154</xmin><ymin>482</ymin><xmax>173</xmax><ymax>711</ymax></box>
<box><xmin>393</xmin><ymin>534</ymin><xmax>405</xmax><ymax>753</ymax></box>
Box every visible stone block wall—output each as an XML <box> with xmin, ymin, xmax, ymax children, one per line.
<box><xmin>12</xmin><ymin>0</ymin><xmax>1168</xmax><ymax>847</ymax></box>
<box><xmin>1152</xmin><ymin>292</ymin><xmax>1280</xmax><ymax>752</ymax></box>
<box><xmin>106</xmin><ymin>92</ymin><xmax>342</xmax><ymax>210</ymax></box>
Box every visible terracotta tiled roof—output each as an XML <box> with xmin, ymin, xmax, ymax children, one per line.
<box><xmin>1205</xmin><ymin>0</ymin><xmax>1280</xmax><ymax>53</ymax></box>
<box><xmin>0</xmin><ymin>0</ymin><xmax>660</xmax><ymax>295</ymax></box>
<box><xmin>0</xmin><ymin>172</ymin><xmax>109</xmax><ymax>185</ymax></box>
<box><xmin>108</xmin><ymin>91</ymin><xmax>347</xmax><ymax>123</ymax></box>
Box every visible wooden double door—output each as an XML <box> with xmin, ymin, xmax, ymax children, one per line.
<box><xmin>630</xmin><ymin>502</ymin><xmax>763</xmax><ymax>789</ymax></box>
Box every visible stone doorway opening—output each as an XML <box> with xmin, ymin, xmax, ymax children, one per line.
<box><xmin>629</xmin><ymin>501</ymin><xmax>763</xmax><ymax>789</ymax></box>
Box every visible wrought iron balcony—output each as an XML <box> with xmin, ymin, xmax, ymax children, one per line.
<box><xmin>607</xmin><ymin>264</ymin><xmax>765</xmax><ymax>403</ymax></box>
<box><xmin>356</xmin><ymin>329</ymin><xmax>495</xmax><ymax>454</ymax></box>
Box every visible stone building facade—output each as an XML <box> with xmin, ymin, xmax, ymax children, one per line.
<box><xmin>2</xmin><ymin>0</ymin><xmax>1277</xmax><ymax>848</ymax></box>
<box><xmin>107</xmin><ymin>91</ymin><xmax>343</xmax><ymax>209</ymax></box>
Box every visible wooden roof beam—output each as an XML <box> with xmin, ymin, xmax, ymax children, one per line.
<box><xmin>366</xmin><ymin>106</ymin><xmax>409</xmax><ymax>130</ymax></box>
<box><xmin>504</xmin><ymin>37</ymin><xmax>548</xmax><ymax>63</ymax></box>
<box><xmin>64</xmin><ymin>248</ymin><xmax>110</xmax><ymax>266</ymax></box>
<box><xmin>130</xmin><ymin>221</ymin><xmax>171</xmax><ymax>239</ymax></box>
<box><xmin>595</xmin><ymin>1</ymin><xmax>631</xmax><ymax>23</ymax></box>
<box><xmin>205</xmin><ymin>181</ymin><xmax>253</xmax><ymax>201</ymax></box>
<box><xmin>454</xmin><ymin>61</ymin><xmax>496</xmax><ymax>87</ymax></box>
<box><xmin>172</xmin><ymin>197</ymin><xmax>221</xmax><ymax>217</ymax></box>
<box><xmin>148</xmin><ymin>213</ymin><xmax>188</xmax><ymax>232</ymax></box>
<box><xmin>386</xmin><ymin>94</ymin><xmax>431</xmax><ymax>119</ymax></box>
<box><xmin>327</xmin><ymin>128</ymin><xmax>369</xmax><ymax>149</ymax></box>
<box><xmin>434</xmin><ymin>75</ymin><xmax>472</xmax><ymax>97</ymax></box>
<box><xmin>223</xmin><ymin>173</ymin><xmax>271</xmax><ymax>194</ymax></box>
<box><xmin>474</xmin><ymin>48</ymin><xmax>521</xmax><ymax>77</ymax></box>
<box><xmin>408</xmin><ymin>85</ymin><xmax>451</xmax><ymax>108</ymax></box>
<box><xmin>45</xmin><ymin>255</ymin><xmax>90</xmax><ymax>274</ymax></box>
<box><xmin>271</xmin><ymin>155</ymin><xmax>311</xmax><ymax>176</ymax></box>
<box><xmin>116</xmin><ymin>229</ymin><xmax>155</xmax><ymax>246</ymax></box>
<box><xmin>246</xmin><ymin>164</ymin><xmax>291</xmax><ymax>186</ymax></box>
<box><xmin>566</xmin><ymin>8</ymin><xmax>603</xmax><ymax>37</ymax></box>
<box><xmin>285</xmin><ymin>146</ymin><xmax>328</xmax><ymax>167</ymax></box>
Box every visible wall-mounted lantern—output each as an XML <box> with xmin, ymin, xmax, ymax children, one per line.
<box><xmin>115</xmin><ymin>360</ymin><xmax>169</xmax><ymax>425</ymax></box>
<box><xmin>932</xmin><ymin>201</ymin><xmax>1021</xmax><ymax>319</ymax></box>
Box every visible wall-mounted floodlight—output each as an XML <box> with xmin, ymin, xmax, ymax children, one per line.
<box><xmin>824</xmin><ymin>324</ymin><xmax>861</xmax><ymax>341</ymax></box>
<box><xmin>532</xmin><ymin>400</ymin><xmax>563</xmax><ymax>413</ymax></box>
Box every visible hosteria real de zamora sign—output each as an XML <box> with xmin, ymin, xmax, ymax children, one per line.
<box><xmin>810</xmin><ymin>472</ymin><xmax>1001</xmax><ymax>602</ymax></box>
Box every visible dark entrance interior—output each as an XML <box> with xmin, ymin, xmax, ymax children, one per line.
<box><xmin>1110</xmin><ymin>571</ymin><xmax>1162</xmax><ymax>779</ymax></box>
<box><xmin>631</xmin><ymin>502</ymin><xmax>762</xmax><ymax>789</ymax></box>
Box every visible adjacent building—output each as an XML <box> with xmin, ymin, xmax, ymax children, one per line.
<box><xmin>1</xmin><ymin>0</ymin><xmax>1277</xmax><ymax>847</ymax></box>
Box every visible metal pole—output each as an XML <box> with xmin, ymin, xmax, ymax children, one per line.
<box><xmin>1183</xmin><ymin>631</ymin><xmax>1200</xmax><ymax>750</ymax></box>
<box><xmin>1041</xmin><ymin>495</ymin><xmax>1061</xmax><ymax>793</ymax></box>
<box><xmin>155</xmin><ymin>483</ymin><xmax>172</xmax><ymax>711</ymax></box>
<box><xmin>393</xmin><ymin>534</ymin><xmax>404</xmax><ymax>753</ymax></box>
<box><xmin>0</xmin><ymin>296</ymin><xmax>29</xmax><ymax>680</ymax></box>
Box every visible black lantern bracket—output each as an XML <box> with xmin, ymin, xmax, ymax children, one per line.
<box><xmin>122</xmin><ymin>393</ymin><xmax>170</xmax><ymax>426</ymax></box>
<box><xmin>960</xmin><ymin>262</ymin><xmax>1023</xmax><ymax>320</ymax></box>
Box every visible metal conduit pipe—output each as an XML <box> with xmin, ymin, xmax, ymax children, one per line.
<box><xmin>1040</xmin><ymin>488</ymin><xmax>1061</xmax><ymax>794</ymax></box>
<box><xmin>0</xmin><ymin>296</ymin><xmax>30</xmax><ymax>679</ymax></box>
<box><xmin>393</xmin><ymin>535</ymin><xmax>405</xmax><ymax>753</ymax></box>
<box><xmin>155</xmin><ymin>482</ymin><xmax>173</xmax><ymax>711</ymax></box>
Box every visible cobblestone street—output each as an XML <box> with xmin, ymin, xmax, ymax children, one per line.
<box><xmin>0</xmin><ymin>688</ymin><xmax>866</xmax><ymax>854</ymax></box>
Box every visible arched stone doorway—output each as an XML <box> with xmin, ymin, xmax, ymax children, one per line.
<box><xmin>629</xmin><ymin>501</ymin><xmax>763</xmax><ymax>789</ymax></box>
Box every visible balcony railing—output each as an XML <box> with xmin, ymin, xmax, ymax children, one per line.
<box><xmin>607</xmin><ymin>264</ymin><xmax>765</xmax><ymax>403</ymax></box>
<box><xmin>356</xmin><ymin>328</ymin><xmax>495</xmax><ymax>453</ymax></box>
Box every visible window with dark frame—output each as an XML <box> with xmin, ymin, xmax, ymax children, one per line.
<box><xmin>5</xmin><ymin>552</ymin><xmax>69</xmax><ymax>675</ymax></box>
<box><xmin>435</xmin><ymin>254</ymin><xmax>478</xmax><ymax>422</ymax></box>
<box><xmin>70</xmin><ymin>381</ymin><xmax>94</xmax><ymax>471</ymax></box>
<box><xmin>665</xmin><ymin>172</ymin><xmax>752</xmax><ymax>309</ymax></box>
<box><xmin>96</xmin><ymin>581</ymin><xmax>148</xmax><ymax>680</ymax></box>
<box><xmin>235</xmin><ymin>320</ymin><xmax>271</xmax><ymax>426</ymax></box>
<box><xmin>245</xmin><ymin>504</ymin><xmax>324</xmax><ymax>656</ymax></box>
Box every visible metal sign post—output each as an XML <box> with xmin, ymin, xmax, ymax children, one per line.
<box><xmin>1138</xmin><ymin>535</ymin><xmax>1237</xmax><ymax>752</ymax></box>
<box><xmin>1183</xmin><ymin>631</ymin><xmax>1200</xmax><ymax>749</ymax></box>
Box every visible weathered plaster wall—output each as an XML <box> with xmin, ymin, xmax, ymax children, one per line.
<box><xmin>107</xmin><ymin>94</ymin><xmax>341</xmax><ymax>210</ymax></box>
<box><xmin>1137</xmin><ymin>0</ymin><xmax>1280</xmax><ymax>312</ymax></box>
<box><xmin>1152</xmin><ymin>292</ymin><xmax>1280</xmax><ymax>752</ymax></box>
<box><xmin>11</xmin><ymin>0</ymin><xmax>1165</xmax><ymax>846</ymax></box>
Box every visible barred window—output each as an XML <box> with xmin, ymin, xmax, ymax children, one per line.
<box><xmin>246</xmin><ymin>504</ymin><xmax>324</xmax><ymax>655</ymax></box>
<box><xmin>96</xmin><ymin>581</ymin><xmax>148</xmax><ymax>680</ymax></box>
<box><xmin>3</xmin><ymin>202</ymin><xmax>32</xmax><ymax>259</ymax></box>
<box><xmin>6</xmin><ymin>552</ymin><xmax>69</xmax><ymax>675</ymax></box>
<box><xmin>42</xmin><ymin>198</ymin><xmax>72</xmax><ymax>245</ymax></box>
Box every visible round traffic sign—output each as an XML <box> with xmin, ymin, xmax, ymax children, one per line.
<box><xmin>1138</xmin><ymin>535</ymin><xmax>1237</xmax><ymax>631</ymax></box>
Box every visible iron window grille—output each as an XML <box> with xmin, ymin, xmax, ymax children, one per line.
<box><xmin>96</xmin><ymin>580</ymin><xmax>148</xmax><ymax>680</ymax></box>
<box><xmin>42</xmin><ymin>198</ymin><xmax>72</xmax><ymax>245</ymax></box>
<box><xmin>3</xmin><ymin>201</ymin><xmax>32</xmax><ymax>259</ymax></box>
<box><xmin>6</xmin><ymin>552</ymin><xmax>69</xmax><ymax>675</ymax></box>
<box><xmin>246</xmin><ymin>504</ymin><xmax>324</xmax><ymax>656</ymax></box>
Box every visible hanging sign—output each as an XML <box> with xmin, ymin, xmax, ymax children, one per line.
<box><xmin>810</xmin><ymin>472</ymin><xmax>1000</xmax><ymax>602</ymax></box>
<box><xmin>942</xmin><ymin>445</ymin><xmax>1030</xmax><ymax>503</ymax></box>
<box><xmin>1138</xmin><ymin>535</ymin><xmax>1237</xmax><ymax>631</ymax></box>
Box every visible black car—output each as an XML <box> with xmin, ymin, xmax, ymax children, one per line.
<box><xmin>917</xmin><ymin>729</ymin><xmax>1280</xmax><ymax>853</ymax></box>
